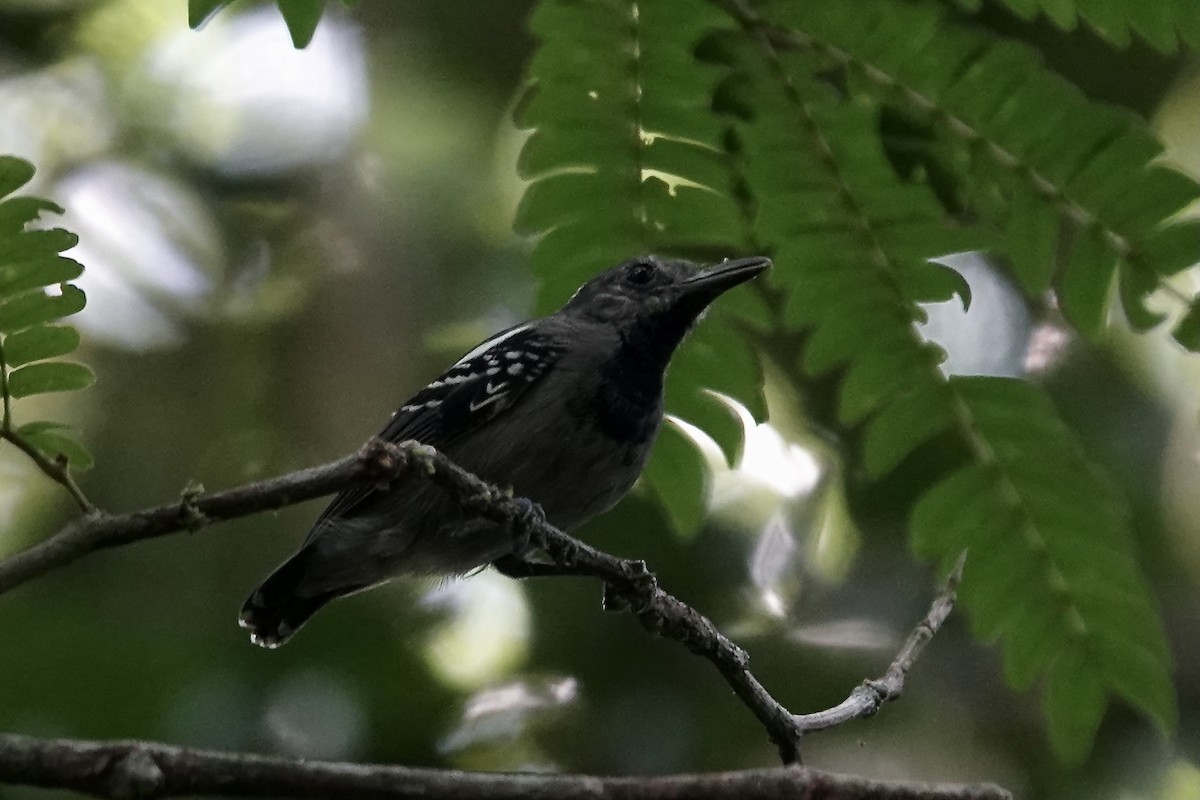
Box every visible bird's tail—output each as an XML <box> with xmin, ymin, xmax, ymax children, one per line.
<box><xmin>239</xmin><ymin>546</ymin><xmax>334</xmax><ymax>648</ymax></box>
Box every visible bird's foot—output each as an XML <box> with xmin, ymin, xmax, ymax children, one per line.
<box><xmin>507</xmin><ymin>496</ymin><xmax>546</xmax><ymax>557</ymax></box>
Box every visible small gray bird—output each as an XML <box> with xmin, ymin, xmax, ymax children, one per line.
<box><xmin>239</xmin><ymin>254</ymin><xmax>770</xmax><ymax>647</ymax></box>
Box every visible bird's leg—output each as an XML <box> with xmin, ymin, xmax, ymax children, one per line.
<box><xmin>506</xmin><ymin>496</ymin><xmax>546</xmax><ymax>557</ymax></box>
<box><xmin>494</xmin><ymin>496</ymin><xmax>595</xmax><ymax>579</ymax></box>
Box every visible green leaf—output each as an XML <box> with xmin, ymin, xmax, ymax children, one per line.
<box><xmin>0</xmin><ymin>227</ymin><xmax>78</xmax><ymax>261</ymax></box>
<box><xmin>862</xmin><ymin>382</ymin><xmax>955</xmax><ymax>478</ymax></box>
<box><xmin>1044</xmin><ymin>646</ymin><xmax>1107</xmax><ymax>763</ymax></box>
<box><xmin>0</xmin><ymin>254</ymin><xmax>84</xmax><ymax>299</ymax></box>
<box><xmin>666</xmin><ymin>320</ymin><xmax>764</xmax><ymax>463</ymax></box>
<box><xmin>905</xmin><ymin>260</ymin><xmax>973</xmax><ymax>311</ymax></box>
<box><xmin>976</xmin><ymin>0</ymin><xmax>1198</xmax><ymax>52</ymax></box>
<box><xmin>1172</xmin><ymin>301</ymin><xmax>1200</xmax><ymax>352</ymax></box>
<box><xmin>1137</xmin><ymin>220</ymin><xmax>1200</xmax><ymax>277</ymax></box>
<box><xmin>16</xmin><ymin>420</ymin><xmax>71</xmax><ymax>435</ymax></box>
<box><xmin>643</xmin><ymin>422</ymin><xmax>709</xmax><ymax>538</ymax></box>
<box><xmin>1057</xmin><ymin>227</ymin><xmax>1115</xmax><ymax>337</ymax></box>
<box><xmin>2</xmin><ymin>324</ymin><xmax>81</xmax><ymax>367</ymax></box>
<box><xmin>769</xmin><ymin>0</ymin><xmax>1199</xmax><ymax>342</ymax></box>
<box><xmin>0</xmin><ymin>285</ymin><xmax>87</xmax><ymax>333</ymax></box>
<box><xmin>1004</xmin><ymin>183</ymin><xmax>1058</xmax><ymax>295</ymax></box>
<box><xmin>0</xmin><ymin>197</ymin><xmax>63</xmax><ymax>235</ymax></box>
<box><xmin>17</xmin><ymin>421</ymin><xmax>94</xmax><ymax>471</ymax></box>
<box><xmin>7</xmin><ymin>362</ymin><xmax>95</xmax><ymax>399</ymax></box>
<box><xmin>0</xmin><ymin>158</ymin><xmax>95</xmax><ymax>474</ymax></box>
<box><xmin>188</xmin><ymin>0</ymin><xmax>233</xmax><ymax>28</ymax></box>
<box><xmin>1117</xmin><ymin>257</ymin><xmax>1166</xmax><ymax>331</ymax></box>
<box><xmin>0</xmin><ymin>157</ymin><xmax>35</xmax><ymax>197</ymax></box>
<box><xmin>276</xmin><ymin>0</ymin><xmax>325</xmax><ymax>48</ymax></box>
<box><xmin>911</xmin><ymin>376</ymin><xmax>1175</xmax><ymax>760</ymax></box>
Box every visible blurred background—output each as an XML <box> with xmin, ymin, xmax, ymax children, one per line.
<box><xmin>0</xmin><ymin>2</ymin><xmax>1197</xmax><ymax>799</ymax></box>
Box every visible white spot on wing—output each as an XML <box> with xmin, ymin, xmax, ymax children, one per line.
<box><xmin>468</xmin><ymin>393</ymin><xmax>507</xmax><ymax>413</ymax></box>
<box><xmin>453</xmin><ymin>323</ymin><xmax>534</xmax><ymax>368</ymax></box>
<box><xmin>401</xmin><ymin>399</ymin><xmax>442</xmax><ymax>413</ymax></box>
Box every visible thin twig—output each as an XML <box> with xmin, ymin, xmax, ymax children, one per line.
<box><xmin>0</xmin><ymin>335</ymin><xmax>95</xmax><ymax>512</ymax></box>
<box><xmin>1</xmin><ymin>428</ymin><xmax>95</xmax><ymax>514</ymax></box>
<box><xmin>795</xmin><ymin>553</ymin><xmax>966</xmax><ymax>732</ymax></box>
<box><xmin>0</xmin><ymin>732</ymin><xmax>1013</xmax><ymax>800</ymax></box>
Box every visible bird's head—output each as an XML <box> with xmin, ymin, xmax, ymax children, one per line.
<box><xmin>562</xmin><ymin>254</ymin><xmax>771</xmax><ymax>337</ymax></box>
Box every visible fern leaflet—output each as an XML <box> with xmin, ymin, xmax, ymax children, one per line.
<box><xmin>0</xmin><ymin>156</ymin><xmax>94</xmax><ymax>476</ymax></box>
<box><xmin>951</xmin><ymin>0</ymin><xmax>1200</xmax><ymax>53</ymax></box>
<box><xmin>913</xmin><ymin>377</ymin><xmax>1175</xmax><ymax>761</ymax></box>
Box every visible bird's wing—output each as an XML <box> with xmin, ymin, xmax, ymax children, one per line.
<box><xmin>310</xmin><ymin>322</ymin><xmax>564</xmax><ymax>530</ymax></box>
<box><xmin>376</xmin><ymin>323</ymin><xmax>562</xmax><ymax>444</ymax></box>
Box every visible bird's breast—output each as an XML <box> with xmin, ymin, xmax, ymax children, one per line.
<box><xmin>448</xmin><ymin>375</ymin><xmax>661</xmax><ymax>532</ymax></box>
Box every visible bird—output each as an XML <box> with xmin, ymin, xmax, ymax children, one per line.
<box><xmin>239</xmin><ymin>253</ymin><xmax>770</xmax><ymax>647</ymax></box>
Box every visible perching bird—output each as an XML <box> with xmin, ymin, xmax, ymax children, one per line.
<box><xmin>240</xmin><ymin>254</ymin><xmax>770</xmax><ymax>647</ymax></box>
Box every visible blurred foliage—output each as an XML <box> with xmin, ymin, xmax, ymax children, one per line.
<box><xmin>1</xmin><ymin>1</ymin><xmax>1199</xmax><ymax>799</ymax></box>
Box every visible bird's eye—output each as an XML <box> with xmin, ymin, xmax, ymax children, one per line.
<box><xmin>626</xmin><ymin>262</ymin><xmax>656</xmax><ymax>286</ymax></box>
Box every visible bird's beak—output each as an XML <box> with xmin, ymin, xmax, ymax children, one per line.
<box><xmin>681</xmin><ymin>256</ymin><xmax>771</xmax><ymax>300</ymax></box>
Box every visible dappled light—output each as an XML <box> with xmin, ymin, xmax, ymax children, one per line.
<box><xmin>262</xmin><ymin>670</ymin><xmax>366</xmax><ymax>760</ymax></box>
<box><xmin>56</xmin><ymin>161</ymin><xmax>220</xmax><ymax>349</ymax></box>
<box><xmin>438</xmin><ymin>675</ymin><xmax>579</xmax><ymax>770</ymax></box>
<box><xmin>142</xmin><ymin>4</ymin><xmax>368</xmax><ymax>176</ymax></box>
<box><xmin>670</xmin><ymin>392</ymin><xmax>862</xmax><ymax>639</ymax></box>
<box><xmin>785</xmin><ymin>618</ymin><xmax>897</xmax><ymax>653</ymax></box>
<box><xmin>918</xmin><ymin>252</ymin><xmax>1032</xmax><ymax>379</ymax></box>
<box><xmin>0</xmin><ymin>60</ymin><xmax>115</xmax><ymax>189</ymax></box>
<box><xmin>420</xmin><ymin>570</ymin><xmax>532</xmax><ymax>691</ymax></box>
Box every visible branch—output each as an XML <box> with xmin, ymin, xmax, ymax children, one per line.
<box><xmin>0</xmin><ymin>733</ymin><xmax>1012</xmax><ymax>800</ymax></box>
<box><xmin>369</xmin><ymin>443</ymin><xmax>966</xmax><ymax>764</ymax></box>
<box><xmin>0</xmin><ymin>427</ymin><xmax>95</xmax><ymax>514</ymax></box>
<box><xmin>0</xmin><ymin>439</ymin><xmax>405</xmax><ymax>595</ymax></box>
<box><xmin>0</xmin><ymin>439</ymin><xmax>967</xmax><ymax>769</ymax></box>
<box><xmin>400</xmin><ymin>443</ymin><xmax>803</xmax><ymax>763</ymax></box>
<box><xmin>796</xmin><ymin>553</ymin><xmax>965</xmax><ymax>732</ymax></box>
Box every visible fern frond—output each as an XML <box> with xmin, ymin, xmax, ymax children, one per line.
<box><xmin>952</xmin><ymin>0</ymin><xmax>1200</xmax><ymax>53</ymax></box>
<box><xmin>1174</xmin><ymin>297</ymin><xmax>1200</xmax><ymax>352</ymax></box>
<box><xmin>725</xmin><ymin>21</ymin><xmax>1176</xmax><ymax>758</ymax></box>
<box><xmin>516</xmin><ymin>0</ymin><xmax>762</xmax><ymax>533</ymax></box>
<box><xmin>913</xmin><ymin>377</ymin><xmax>1175</xmax><ymax>761</ymax></box>
<box><xmin>0</xmin><ymin>156</ymin><xmax>94</xmax><ymax>473</ymax></box>
<box><xmin>188</xmin><ymin>0</ymin><xmax>341</xmax><ymax>48</ymax></box>
<box><xmin>764</xmin><ymin>0</ymin><xmax>1200</xmax><ymax>345</ymax></box>
<box><xmin>273</xmin><ymin>0</ymin><xmax>326</xmax><ymax>48</ymax></box>
<box><xmin>730</xmin><ymin>41</ymin><xmax>980</xmax><ymax>477</ymax></box>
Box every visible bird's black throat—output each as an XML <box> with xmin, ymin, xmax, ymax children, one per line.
<box><xmin>587</xmin><ymin>312</ymin><xmax>695</xmax><ymax>446</ymax></box>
